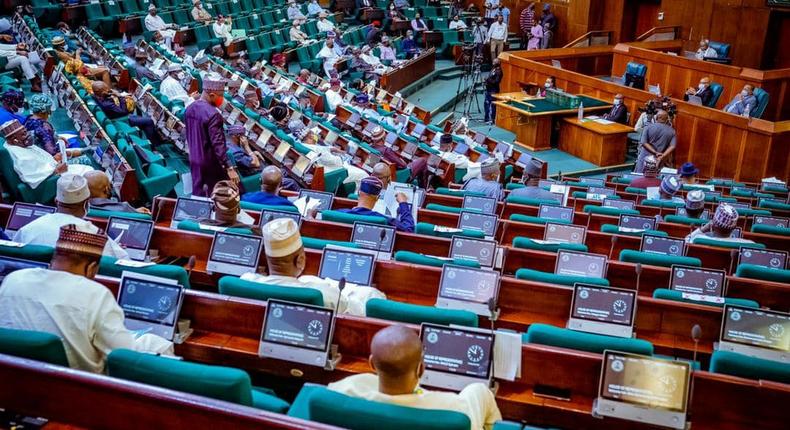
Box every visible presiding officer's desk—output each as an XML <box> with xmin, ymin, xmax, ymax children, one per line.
<box><xmin>558</xmin><ymin>117</ymin><xmax>634</xmax><ymax>166</ymax></box>
<box><xmin>493</xmin><ymin>92</ymin><xmax>612</xmax><ymax>151</ymax></box>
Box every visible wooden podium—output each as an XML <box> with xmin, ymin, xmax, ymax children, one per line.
<box><xmin>559</xmin><ymin>117</ymin><xmax>633</xmax><ymax>166</ymax></box>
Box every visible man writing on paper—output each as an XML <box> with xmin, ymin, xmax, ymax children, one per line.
<box><xmin>329</xmin><ymin>325</ymin><xmax>502</xmax><ymax>430</ymax></box>
<box><xmin>241</xmin><ymin>218</ymin><xmax>385</xmax><ymax>316</ymax></box>
<box><xmin>0</xmin><ymin>225</ymin><xmax>173</xmax><ymax>373</ymax></box>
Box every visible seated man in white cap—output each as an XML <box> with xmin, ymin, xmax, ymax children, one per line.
<box><xmin>436</xmin><ymin>133</ymin><xmax>481</xmax><ymax>181</ymax></box>
<box><xmin>360</xmin><ymin>45</ymin><xmax>389</xmax><ymax>75</ymax></box>
<box><xmin>683</xmin><ymin>189</ymin><xmax>706</xmax><ymax>219</ymax></box>
<box><xmin>144</xmin><ymin>5</ymin><xmax>177</xmax><ymax>49</ymax></box>
<box><xmin>307</xmin><ymin>0</ymin><xmax>325</xmax><ymax>16</ymax></box>
<box><xmin>1</xmin><ymin>119</ymin><xmax>93</xmax><ymax>189</ymax></box>
<box><xmin>684</xmin><ymin>203</ymin><xmax>754</xmax><ymax>244</ymax></box>
<box><xmin>329</xmin><ymin>325</ymin><xmax>501</xmax><ymax>430</ymax></box>
<box><xmin>338</xmin><ymin>176</ymin><xmax>415</xmax><ymax>232</ymax></box>
<box><xmin>509</xmin><ymin>158</ymin><xmax>555</xmax><ymax>201</ymax></box>
<box><xmin>287</xmin><ymin>0</ymin><xmax>306</xmax><ymax>20</ymax></box>
<box><xmin>13</xmin><ymin>173</ymin><xmax>129</xmax><ymax>260</ymax></box>
<box><xmin>462</xmin><ymin>158</ymin><xmax>504</xmax><ymax>200</ymax></box>
<box><xmin>301</xmin><ymin>128</ymin><xmax>368</xmax><ymax>191</ymax></box>
<box><xmin>0</xmin><ymin>224</ymin><xmax>173</xmax><ymax>373</ymax></box>
<box><xmin>241</xmin><ymin>219</ymin><xmax>385</xmax><ymax>315</ymax></box>
<box><xmin>160</xmin><ymin>63</ymin><xmax>194</xmax><ymax>106</ymax></box>
<box><xmin>316</xmin><ymin>11</ymin><xmax>336</xmax><ymax>32</ymax></box>
<box><xmin>191</xmin><ymin>0</ymin><xmax>213</xmax><ymax>24</ymax></box>
<box><xmin>657</xmin><ymin>175</ymin><xmax>683</xmax><ymax>203</ymax></box>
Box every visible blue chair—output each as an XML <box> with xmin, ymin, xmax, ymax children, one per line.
<box><xmin>706</xmin><ymin>41</ymin><xmax>731</xmax><ymax>64</ymax></box>
<box><xmin>708</xmin><ymin>82</ymin><xmax>724</xmax><ymax>107</ymax></box>
<box><xmin>751</xmin><ymin>88</ymin><xmax>770</xmax><ymax>119</ymax></box>
<box><xmin>623</xmin><ymin>62</ymin><xmax>646</xmax><ymax>90</ymax></box>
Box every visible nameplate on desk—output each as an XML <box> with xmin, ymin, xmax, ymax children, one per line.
<box><xmin>680</xmin><ymin>293</ymin><xmax>725</xmax><ymax>305</ymax></box>
<box><xmin>115</xmin><ymin>259</ymin><xmax>156</xmax><ymax>268</ymax></box>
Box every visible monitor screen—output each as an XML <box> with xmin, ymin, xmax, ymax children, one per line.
<box><xmin>6</xmin><ymin>203</ymin><xmax>56</xmax><ymax>231</ymax></box>
<box><xmin>555</xmin><ymin>250</ymin><xmax>607</xmax><ymax>278</ymax></box>
<box><xmin>463</xmin><ymin>196</ymin><xmax>497</xmax><ymax>214</ymax></box>
<box><xmin>411</xmin><ymin>123</ymin><xmax>426</xmax><ymax>138</ymax></box>
<box><xmin>421</xmin><ymin>324</ymin><xmax>494</xmax><ymax>379</ymax></box>
<box><xmin>544</xmin><ymin>223</ymin><xmax>586</xmax><ymax>244</ymax></box>
<box><xmin>538</xmin><ymin>179</ymin><xmax>555</xmax><ymax>189</ymax></box>
<box><xmin>619</xmin><ymin>214</ymin><xmax>656</xmax><ymax>231</ymax></box>
<box><xmin>539</xmin><ymin>204</ymin><xmax>574</xmax><ymax>223</ymax></box>
<box><xmin>385</xmin><ymin>131</ymin><xmax>398</xmax><ymax>146</ymax></box>
<box><xmin>641</xmin><ymin>235</ymin><xmax>685</xmax><ymax>257</ymax></box>
<box><xmin>669</xmin><ymin>265</ymin><xmax>726</xmax><ymax>297</ymax></box>
<box><xmin>571</xmin><ymin>284</ymin><xmax>636</xmax><ymax>326</ymax></box>
<box><xmin>0</xmin><ymin>256</ymin><xmax>49</xmax><ymax>282</ymax></box>
<box><xmin>516</xmin><ymin>152</ymin><xmax>532</xmax><ymax>167</ymax></box>
<box><xmin>721</xmin><ymin>306</ymin><xmax>789</xmax><ymax>353</ymax></box>
<box><xmin>107</xmin><ymin>217</ymin><xmax>154</xmax><ymax>251</ymax></box>
<box><xmin>262</xmin><ymin>300</ymin><xmax>334</xmax><ymax>352</ymax></box>
<box><xmin>588</xmin><ymin>187</ymin><xmax>616</xmax><ymax>197</ymax></box>
<box><xmin>118</xmin><ymin>275</ymin><xmax>182</xmax><ymax>326</ymax></box>
<box><xmin>347</xmin><ymin>112</ymin><xmax>361</xmax><ymax>127</ymax></box>
<box><xmin>209</xmin><ymin>232</ymin><xmax>263</xmax><ymax>268</ymax></box>
<box><xmin>298</xmin><ymin>190</ymin><xmax>334</xmax><ymax>212</ymax></box>
<box><xmin>450</xmin><ymin>236</ymin><xmax>497</xmax><ymax>267</ymax></box>
<box><xmin>675</xmin><ymin>207</ymin><xmax>710</xmax><ymax>220</ymax></box>
<box><xmin>259</xmin><ymin>209</ymin><xmax>302</xmax><ymax>227</ymax></box>
<box><xmin>351</xmin><ymin>222</ymin><xmax>396</xmax><ymax>253</ymax></box>
<box><xmin>458</xmin><ymin>211</ymin><xmax>498</xmax><ymax>237</ymax></box>
<box><xmin>600</xmin><ymin>352</ymin><xmax>690</xmax><ymax>413</ymax></box>
<box><xmin>604</xmin><ymin>199</ymin><xmax>635</xmax><ymax>210</ymax></box>
<box><xmin>438</xmin><ymin>265</ymin><xmax>500</xmax><ymax>305</ymax></box>
<box><xmin>737</xmin><ymin>247</ymin><xmax>788</xmax><ymax>270</ymax></box>
<box><xmin>753</xmin><ymin>216</ymin><xmax>789</xmax><ymax>228</ymax></box>
<box><xmin>173</xmin><ymin>198</ymin><xmax>212</xmax><ymax>222</ymax></box>
<box><xmin>453</xmin><ymin>142</ymin><xmax>469</xmax><ymax>155</ymax></box>
<box><xmin>318</xmin><ymin>246</ymin><xmax>375</xmax><ymax>286</ymax></box>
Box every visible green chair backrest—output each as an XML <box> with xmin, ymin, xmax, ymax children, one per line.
<box><xmin>583</xmin><ymin>205</ymin><xmax>640</xmax><ymax>217</ymax></box>
<box><xmin>394</xmin><ymin>250</ymin><xmax>480</xmax><ymax>268</ymax></box>
<box><xmin>0</xmin><ymin>242</ymin><xmax>54</xmax><ymax>263</ymax></box>
<box><xmin>512</xmin><ymin>237</ymin><xmax>589</xmax><ymax>253</ymax></box>
<box><xmin>691</xmin><ymin>237</ymin><xmax>766</xmax><ymax>249</ymax></box>
<box><xmin>218</xmin><ymin>276</ymin><xmax>324</xmax><ymax>306</ymax></box>
<box><xmin>0</xmin><ymin>327</ymin><xmax>69</xmax><ymax>366</ymax></box>
<box><xmin>302</xmin><ymin>237</ymin><xmax>359</xmax><ymax>251</ymax></box>
<box><xmin>510</xmin><ymin>214</ymin><xmax>571</xmax><ymax>225</ymax></box>
<box><xmin>600</xmin><ymin>224</ymin><xmax>668</xmax><ymax>238</ymax></box>
<box><xmin>735</xmin><ymin>264</ymin><xmax>790</xmax><ymax>284</ymax></box>
<box><xmin>505</xmin><ymin>195</ymin><xmax>558</xmax><ymax>207</ymax></box>
<box><xmin>176</xmin><ymin>220</ymin><xmax>255</xmax><ymax>236</ymax></box>
<box><xmin>618</xmin><ymin>249</ymin><xmax>702</xmax><ymax>268</ymax></box>
<box><xmin>87</xmin><ymin>209</ymin><xmax>152</xmax><ymax>220</ymax></box>
<box><xmin>320</xmin><ymin>210</ymin><xmax>390</xmax><ymax>226</ymax></box>
<box><xmin>663</xmin><ymin>215</ymin><xmax>707</xmax><ymax>226</ymax></box>
<box><xmin>366</xmin><ymin>298</ymin><xmax>478</xmax><ymax>327</ymax></box>
<box><xmin>641</xmin><ymin>199</ymin><xmax>684</xmax><ymax>208</ymax></box>
<box><xmin>435</xmin><ymin>187</ymin><xmax>486</xmax><ymax>198</ymax></box>
<box><xmin>515</xmin><ymin>268</ymin><xmax>610</xmax><ymax>287</ymax></box>
<box><xmin>425</xmin><ymin>203</ymin><xmax>480</xmax><ymax>215</ymax></box>
<box><xmin>652</xmin><ymin>288</ymin><xmax>759</xmax><ymax>308</ymax></box>
<box><xmin>415</xmin><ymin>222</ymin><xmax>485</xmax><ymax>239</ymax></box>
<box><xmin>98</xmin><ymin>256</ymin><xmax>191</xmax><ymax>289</ymax></box>
<box><xmin>751</xmin><ymin>224</ymin><xmax>790</xmax><ymax>236</ymax></box>
<box><xmin>709</xmin><ymin>350</ymin><xmax>790</xmax><ymax>384</ymax></box>
<box><xmin>239</xmin><ymin>201</ymin><xmax>299</xmax><ymax>213</ymax></box>
<box><xmin>522</xmin><ymin>323</ymin><xmax>654</xmax><ymax>355</ymax></box>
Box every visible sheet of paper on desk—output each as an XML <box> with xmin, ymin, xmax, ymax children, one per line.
<box><xmin>586</xmin><ymin>115</ymin><xmax>600</xmax><ymax>120</ymax></box>
<box><xmin>294</xmin><ymin>196</ymin><xmax>321</xmax><ymax>217</ymax></box>
<box><xmin>593</xmin><ymin>118</ymin><xmax>614</xmax><ymax>125</ymax></box>
<box><xmin>493</xmin><ymin>330</ymin><xmax>522</xmax><ymax>380</ymax></box>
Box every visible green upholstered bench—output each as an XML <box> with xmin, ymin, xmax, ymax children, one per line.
<box><xmin>572</xmin><ymin>191</ymin><xmax>620</xmax><ymax>199</ymax></box>
<box><xmin>710</xmin><ymin>350</ymin><xmax>790</xmax><ymax>384</ymax></box>
<box><xmin>515</xmin><ymin>268</ymin><xmax>610</xmax><ymax>287</ymax></box>
<box><xmin>505</xmin><ymin>195</ymin><xmax>558</xmax><ymax>207</ymax></box>
<box><xmin>320</xmin><ymin>210</ymin><xmax>390</xmax><ymax>226</ymax></box>
<box><xmin>98</xmin><ymin>257</ymin><xmax>191</xmax><ymax>289</ymax></box>
<box><xmin>663</xmin><ymin>215</ymin><xmax>707</xmax><ymax>226</ymax></box>
<box><xmin>706</xmin><ymin>179</ymin><xmax>744</xmax><ymax>188</ymax></box>
<box><xmin>87</xmin><ymin>209</ymin><xmax>152</xmax><ymax>220</ymax></box>
<box><xmin>366</xmin><ymin>298</ymin><xmax>478</xmax><ymax>327</ymax></box>
<box><xmin>302</xmin><ymin>237</ymin><xmax>359</xmax><ymax>251</ymax></box>
<box><xmin>731</xmin><ymin>208</ymin><xmax>771</xmax><ymax>217</ymax></box>
<box><xmin>239</xmin><ymin>201</ymin><xmax>299</xmax><ymax>213</ymax></box>
<box><xmin>624</xmin><ymin>187</ymin><xmax>646</xmax><ymax>194</ymax></box>
<box><xmin>759</xmin><ymin>200</ymin><xmax>790</xmax><ymax>211</ymax></box>
<box><xmin>0</xmin><ymin>242</ymin><xmax>54</xmax><ymax>263</ymax></box>
<box><xmin>691</xmin><ymin>237</ymin><xmax>766</xmax><ymax>249</ymax></box>
<box><xmin>218</xmin><ymin>276</ymin><xmax>324</xmax><ymax>306</ymax></box>
<box><xmin>512</xmin><ymin>237</ymin><xmax>588</xmax><ymax>253</ymax></box>
<box><xmin>509</xmin><ymin>214</ymin><xmax>571</xmax><ymax>225</ymax></box>
<box><xmin>288</xmin><ymin>383</ymin><xmax>471</xmax><ymax>430</ymax></box>
<box><xmin>425</xmin><ymin>203</ymin><xmax>481</xmax><ymax>214</ymax></box>
<box><xmin>505</xmin><ymin>183</ymin><xmax>526</xmax><ymax>191</ymax></box>
<box><xmin>600</xmin><ymin>224</ymin><xmax>668</xmax><ymax>238</ymax></box>
<box><xmin>641</xmin><ymin>199</ymin><xmax>684</xmax><ymax>208</ymax></box>
<box><xmin>0</xmin><ymin>327</ymin><xmax>69</xmax><ymax>366</ymax></box>
<box><xmin>107</xmin><ymin>349</ymin><xmax>290</xmax><ymax>413</ymax></box>
<box><xmin>415</xmin><ymin>222</ymin><xmax>486</xmax><ymax>239</ymax></box>
<box><xmin>735</xmin><ymin>264</ymin><xmax>790</xmax><ymax>283</ymax></box>
<box><xmin>436</xmin><ymin>187</ymin><xmax>486</xmax><ymax>198</ymax></box>
<box><xmin>582</xmin><ymin>205</ymin><xmax>639</xmax><ymax>217</ymax></box>
<box><xmin>619</xmin><ymin>249</ymin><xmax>702</xmax><ymax>268</ymax></box>
<box><xmin>652</xmin><ymin>289</ymin><xmax>759</xmax><ymax>308</ymax></box>
<box><xmin>522</xmin><ymin>323</ymin><xmax>654</xmax><ymax>355</ymax></box>
<box><xmin>176</xmin><ymin>220</ymin><xmax>255</xmax><ymax>236</ymax></box>
<box><xmin>751</xmin><ymin>224</ymin><xmax>790</xmax><ymax>236</ymax></box>
<box><xmin>394</xmin><ymin>251</ymin><xmax>480</xmax><ymax>268</ymax></box>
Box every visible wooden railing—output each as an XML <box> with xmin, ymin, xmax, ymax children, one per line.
<box><xmin>563</xmin><ymin>30</ymin><xmax>614</xmax><ymax>48</ymax></box>
<box><xmin>636</xmin><ymin>25</ymin><xmax>682</xmax><ymax>42</ymax></box>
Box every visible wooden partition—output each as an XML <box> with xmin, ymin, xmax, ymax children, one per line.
<box><xmin>500</xmin><ymin>48</ymin><xmax>790</xmax><ymax>183</ymax></box>
<box><xmin>610</xmin><ymin>44</ymin><xmax>790</xmax><ymax>121</ymax></box>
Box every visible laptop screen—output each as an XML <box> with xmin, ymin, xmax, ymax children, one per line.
<box><xmin>262</xmin><ymin>300</ymin><xmax>334</xmax><ymax>352</ymax></box>
<box><xmin>618</xmin><ymin>214</ymin><xmax>656</xmax><ymax>231</ymax></box>
<box><xmin>588</xmin><ymin>187</ymin><xmax>616</xmax><ymax>197</ymax></box>
<box><xmin>450</xmin><ymin>236</ymin><xmax>497</xmax><ymax>267</ymax></box>
<box><xmin>458</xmin><ymin>211</ymin><xmax>498</xmax><ymax>237</ymax></box>
<box><xmin>737</xmin><ymin>247</ymin><xmax>788</xmax><ymax>270</ymax></box>
<box><xmin>544</xmin><ymin>223</ymin><xmax>586</xmax><ymax>244</ymax></box>
<box><xmin>421</xmin><ymin>324</ymin><xmax>494</xmax><ymax>379</ymax></box>
<box><xmin>463</xmin><ymin>196</ymin><xmax>497</xmax><ymax>214</ymax></box>
<box><xmin>438</xmin><ymin>264</ymin><xmax>500</xmax><ymax>306</ymax></box>
<box><xmin>173</xmin><ymin>198</ymin><xmax>212</xmax><ymax>223</ymax></box>
<box><xmin>604</xmin><ymin>199</ymin><xmax>635</xmax><ymax>210</ymax></box>
<box><xmin>6</xmin><ymin>203</ymin><xmax>56</xmax><ymax>231</ymax></box>
<box><xmin>385</xmin><ymin>131</ymin><xmax>398</xmax><ymax>146</ymax></box>
<box><xmin>107</xmin><ymin>217</ymin><xmax>154</xmax><ymax>252</ymax></box>
<box><xmin>571</xmin><ymin>284</ymin><xmax>636</xmax><ymax>327</ymax></box>
<box><xmin>259</xmin><ymin>209</ymin><xmax>302</xmax><ymax>227</ymax></box>
<box><xmin>318</xmin><ymin>246</ymin><xmax>375</xmax><ymax>286</ymax></box>
<box><xmin>351</xmin><ymin>222</ymin><xmax>396</xmax><ymax>253</ymax></box>
<box><xmin>411</xmin><ymin>123</ymin><xmax>426</xmax><ymax>138</ymax></box>
<box><xmin>669</xmin><ymin>265</ymin><xmax>726</xmax><ymax>297</ymax></box>
<box><xmin>117</xmin><ymin>275</ymin><xmax>182</xmax><ymax>327</ymax></box>
<box><xmin>599</xmin><ymin>351</ymin><xmax>690</xmax><ymax>413</ymax></box>
<box><xmin>640</xmin><ymin>235</ymin><xmax>685</xmax><ymax>257</ymax></box>
<box><xmin>720</xmin><ymin>305</ymin><xmax>789</xmax><ymax>353</ymax></box>
<box><xmin>209</xmin><ymin>232</ymin><xmax>263</xmax><ymax>269</ymax></box>
<box><xmin>539</xmin><ymin>204</ymin><xmax>574</xmax><ymax>223</ymax></box>
<box><xmin>753</xmin><ymin>216</ymin><xmax>789</xmax><ymax>228</ymax></box>
<box><xmin>298</xmin><ymin>190</ymin><xmax>334</xmax><ymax>212</ymax></box>
<box><xmin>453</xmin><ymin>142</ymin><xmax>469</xmax><ymax>155</ymax></box>
<box><xmin>0</xmin><ymin>256</ymin><xmax>49</xmax><ymax>282</ymax></box>
<box><xmin>555</xmin><ymin>250</ymin><xmax>607</xmax><ymax>278</ymax></box>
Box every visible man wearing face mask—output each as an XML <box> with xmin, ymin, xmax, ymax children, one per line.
<box><xmin>538</xmin><ymin>76</ymin><xmax>556</xmax><ymax>97</ymax></box>
<box><xmin>160</xmin><ymin>63</ymin><xmax>194</xmax><ymax>106</ymax></box>
<box><xmin>191</xmin><ymin>0</ymin><xmax>212</xmax><ymax>23</ymax></box>
<box><xmin>13</xmin><ymin>174</ymin><xmax>129</xmax><ymax>260</ymax></box>
<box><xmin>684</xmin><ymin>77</ymin><xmax>713</xmax><ymax>107</ymax></box>
<box><xmin>92</xmin><ymin>81</ymin><xmax>162</xmax><ymax>148</ymax></box>
<box><xmin>723</xmin><ymin>84</ymin><xmax>757</xmax><ymax>117</ymax></box>
<box><xmin>602</xmin><ymin>93</ymin><xmax>628</xmax><ymax>124</ymax></box>
<box><xmin>0</xmin><ymin>89</ymin><xmax>27</xmax><ymax>124</ymax></box>
<box><xmin>144</xmin><ymin>5</ymin><xmax>177</xmax><ymax>49</ymax></box>
<box><xmin>185</xmin><ymin>75</ymin><xmax>239</xmax><ymax>196</ymax></box>
<box><xmin>462</xmin><ymin>158</ymin><xmax>505</xmax><ymax>200</ymax></box>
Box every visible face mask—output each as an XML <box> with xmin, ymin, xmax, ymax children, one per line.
<box><xmin>613</xmin><ymin>99</ymin><xmax>621</xmax><ymax>105</ymax></box>
<box><xmin>698</xmin><ymin>83</ymin><xmax>706</xmax><ymax>90</ymax></box>
<box><xmin>177</xmin><ymin>72</ymin><xmax>186</xmax><ymax>79</ymax></box>
<box><xmin>212</xmin><ymin>95</ymin><xmax>224</xmax><ymax>107</ymax></box>
<box><xmin>390</xmin><ymin>5</ymin><xmax>394</xmax><ymax>9</ymax></box>
<box><xmin>741</xmin><ymin>90</ymin><xmax>749</xmax><ymax>97</ymax></box>
<box><xmin>544</xmin><ymin>83</ymin><xmax>551</xmax><ymax>88</ymax></box>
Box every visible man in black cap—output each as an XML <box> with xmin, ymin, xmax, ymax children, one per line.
<box><xmin>509</xmin><ymin>158</ymin><xmax>554</xmax><ymax>200</ymax></box>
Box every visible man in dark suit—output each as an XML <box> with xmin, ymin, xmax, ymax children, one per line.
<box><xmin>683</xmin><ymin>77</ymin><xmax>713</xmax><ymax>106</ymax></box>
<box><xmin>602</xmin><ymin>93</ymin><xmax>628</xmax><ymax>124</ymax></box>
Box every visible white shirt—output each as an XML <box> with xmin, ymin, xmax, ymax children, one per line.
<box><xmin>307</xmin><ymin>2</ymin><xmax>324</xmax><ymax>16</ymax></box>
<box><xmin>160</xmin><ymin>75</ymin><xmax>193</xmax><ymax>106</ymax></box>
<box><xmin>13</xmin><ymin>213</ymin><xmax>130</xmax><ymax>260</ymax></box>
<box><xmin>239</xmin><ymin>273</ymin><xmax>384</xmax><ymax>316</ymax></box>
<box><xmin>4</xmin><ymin>143</ymin><xmax>93</xmax><ymax>189</ymax></box>
<box><xmin>328</xmin><ymin>373</ymin><xmax>501</xmax><ymax>430</ymax></box>
<box><xmin>317</xmin><ymin>19</ymin><xmax>335</xmax><ymax>32</ymax></box>
<box><xmin>212</xmin><ymin>21</ymin><xmax>232</xmax><ymax>45</ymax></box>
<box><xmin>449</xmin><ymin>20</ymin><xmax>467</xmax><ymax>30</ymax></box>
<box><xmin>325</xmin><ymin>89</ymin><xmax>343</xmax><ymax>112</ymax></box>
<box><xmin>487</xmin><ymin>22</ymin><xmax>507</xmax><ymax>41</ymax></box>
<box><xmin>144</xmin><ymin>13</ymin><xmax>170</xmax><ymax>32</ymax></box>
<box><xmin>0</xmin><ymin>43</ymin><xmax>21</xmax><ymax>59</ymax></box>
<box><xmin>695</xmin><ymin>47</ymin><xmax>718</xmax><ymax>60</ymax></box>
<box><xmin>304</xmin><ymin>143</ymin><xmax>367</xmax><ymax>187</ymax></box>
<box><xmin>318</xmin><ymin>44</ymin><xmax>341</xmax><ymax>77</ymax></box>
<box><xmin>0</xmin><ymin>268</ymin><xmax>173</xmax><ymax>373</ymax></box>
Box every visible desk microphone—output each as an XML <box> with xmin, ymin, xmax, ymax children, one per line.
<box><xmin>728</xmin><ymin>249</ymin><xmax>738</xmax><ymax>275</ymax></box>
<box><xmin>202</xmin><ymin>184</ymin><xmax>209</xmax><ymax>199</ymax></box>
<box><xmin>634</xmin><ymin>263</ymin><xmax>642</xmax><ymax>292</ymax></box>
<box><xmin>186</xmin><ymin>255</ymin><xmax>196</xmax><ymax>277</ymax></box>
<box><xmin>378</xmin><ymin>227</ymin><xmax>387</xmax><ymax>254</ymax></box>
<box><xmin>152</xmin><ymin>195</ymin><xmax>165</xmax><ymax>224</ymax></box>
<box><xmin>691</xmin><ymin>324</ymin><xmax>702</xmax><ymax>366</ymax></box>
<box><xmin>486</xmin><ymin>296</ymin><xmax>498</xmax><ymax>390</ymax></box>
<box><xmin>335</xmin><ymin>277</ymin><xmax>346</xmax><ymax>315</ymax></box>
<box><xmin>608</xmin><ymin>234</ymin><xmax>618</xmax><ymax>260</ymax></box>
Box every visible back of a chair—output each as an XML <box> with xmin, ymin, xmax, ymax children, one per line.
<box><xmin>619</xmin><ymin>249</ymin><xmax>702</xmax><ymax>268</ymax></box>
<box><xmin>98</xmin><ymin>256</ymin><xmax>192</xmax><ymax>289</ymax></box>
<box><xmin>366</xmin><ymin>298</ymin><xmax>479</xmax><ymax>328</ymax></box>
<box><xmin>708</xmin><ymin>82</ymin><xmax>724</xmax><ymax>107</ymax></box>
<box><xmin>710</xmin><ymin>350</ymin><xmax>790</xmax><ymax>384</ymax></box>
<box><xmin>734</xmin><ymin>264</ymin><xmax>790</xmax><ymax>284</ymax></box>
<box><xmin>652</xmin><ymin>288</ymin><xmax>759</xmax><ymax>308</ymax></box>
<box><xmin>522</xmin><ymin>323</ymin><xmax>654</xmax><ymax>355</ymax></box>
<box><xmin>752</xmin><ymin>88</ymin><xmax>770</xmax><ymax>119</ymax></box>
<box><xmin>0</xmin><ymin>327</ymin><xmax>69</xmax><ymax>367</ymax></box>
<box><xmin>218</xmin><ymin>276</ymin><xmax>324</xmax><ymax>306</ymax></box>
<box><xmin>707</xmin><ymin>41</ymin><xmax>730</xmax><ymax>58</ymax></box>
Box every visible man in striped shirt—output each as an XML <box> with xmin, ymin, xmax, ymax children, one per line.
<box><xmin>519</xmin><ymin>2</ymin><xmax>536</xmax><ymax>49</ymax></box>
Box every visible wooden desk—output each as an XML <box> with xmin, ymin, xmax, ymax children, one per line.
<box><xmin>379</xmin><ymin>47</ymin><xmax>436</xmax><ymax>93</ymax></box>
<box><xmin>558</xmin><ymin>117</ymin><xmax>633</xmax><ymax>166</ymax></box>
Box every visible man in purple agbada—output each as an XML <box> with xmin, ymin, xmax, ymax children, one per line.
<box><xmin>184</xmin><ymin>76</ymin><xmax>240</xmax><ymax>196</ymax></box>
